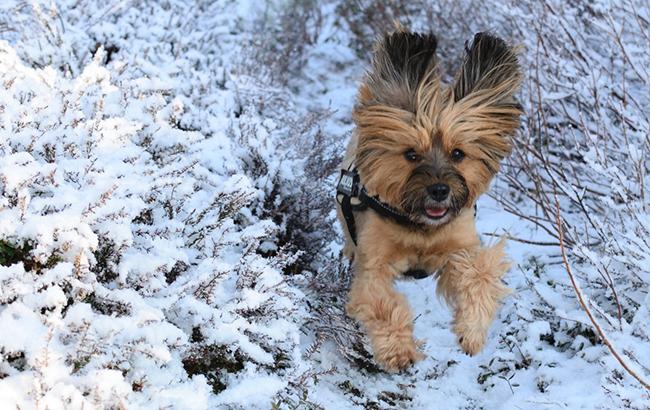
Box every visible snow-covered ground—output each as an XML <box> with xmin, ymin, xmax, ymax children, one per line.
<box><xmin>1</xmin><ymin>0</ymin><xmax>648</xmax><ymax>409</ymax></box>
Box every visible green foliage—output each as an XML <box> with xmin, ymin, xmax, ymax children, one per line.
<box><xmin>182</xmin><ymin>344</ymin><xmax>246</xmax><ymax>394</ymax></box>
<box><xmin>91</xmin><ymin>239</ymin><xmax>121</xmax><ymax>283</ymax></box>
<box><xmin>0</xmin><ymin>240</ymin><xmax>61</xmax><ymax>272</ymax></box>
<box><xmin>0</xmin><ymin>240</ymin><xmax>31</xmax><ymax>267</ymax></box>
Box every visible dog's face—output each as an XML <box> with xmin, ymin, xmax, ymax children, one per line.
<box><xmin>354</xmin><ymin>31</ymin><xmax>522</xmax><ymax>227</ymax></box>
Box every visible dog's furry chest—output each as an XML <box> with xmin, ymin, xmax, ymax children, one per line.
<box><xmin>384</xmin><ymin>245</ymin><xmax>447</xmax><ymax>278</ymax></box>
<box><xmin>355</xmin><ymin>208</ymin><xmax>480</xmax><ymax>278</ymax></box>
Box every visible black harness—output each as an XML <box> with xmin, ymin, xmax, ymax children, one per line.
<box><xmin>336</xmin><ymin>166</ymin><xmax>477</xmax><ymax>280</ymax></box>
<box><xmin>336</xmin><ymin>168</ymin><xmax>424</xmax><ymax>246</ymax></box>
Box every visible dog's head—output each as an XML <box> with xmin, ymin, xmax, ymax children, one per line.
<box><xmin>353</xmin><ymin>29</ymin><xmax>522</xmax><ymax>227</ymax></box>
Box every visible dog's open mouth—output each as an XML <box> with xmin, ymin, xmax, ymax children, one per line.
<box><xmin>425</xmin><ymin>207</ymin><xmax>448</xmax><ymax>219</ymax></box>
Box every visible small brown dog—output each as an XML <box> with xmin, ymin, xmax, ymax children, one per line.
<box><xmin>336</xmin><ymin>28</ymin><xmax>522</xmax><ymax>371</ymax></box>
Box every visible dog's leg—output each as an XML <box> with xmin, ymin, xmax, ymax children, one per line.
<box><xmin>437</xmin><ymin>239</ymin><xmax>510</xmax><ymax>355</ymax></box>
<box><xmin>347</xmin><ymin>260</ymin><xmax>423</xmax><ymax>371</ymax></box>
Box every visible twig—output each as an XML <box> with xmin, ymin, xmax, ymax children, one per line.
<box><xmin>482</xmin><ymin>232</ymin><xmax>561</xmax><ymax>247</ymax></box>
<box><xmin>554</xmin><ymin>193</ymin><xmax>650</xmax><ymax>390</ymax></box>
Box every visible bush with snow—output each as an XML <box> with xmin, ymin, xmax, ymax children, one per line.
<box><xmin>0</xmin><ymin>1</ymin><xmax>314</xmax><ymax>408</ymax></box>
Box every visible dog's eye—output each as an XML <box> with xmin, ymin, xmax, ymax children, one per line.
<box><xmin>404</xmin><ymin>149</ymin><xmax>420</xmax><ymax>162</ymax></box>
<box><xmin>450</xmin><ymin>148</ymin><xmax>465</xmax><ymax>162</ymax></box>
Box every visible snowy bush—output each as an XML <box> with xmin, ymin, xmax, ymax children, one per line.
<box><xmin>0</xmin><ymin>1</ymin><xmax>315</xmax><ymax>408</ymax></box>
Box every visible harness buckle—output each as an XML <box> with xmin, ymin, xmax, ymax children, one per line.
<box><xmin>336</xmin><ymin>169</ymin><xmax>360</xmax><ymax>198</ymax></box>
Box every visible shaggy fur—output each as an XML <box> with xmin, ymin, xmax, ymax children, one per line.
<box><xmin>338</xmin><ymin>28</ymin><xmax>522</xmax><ymax>371</ymax></box>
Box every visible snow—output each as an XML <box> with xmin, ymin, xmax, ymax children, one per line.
<box><xmin>1</xmin><ymin>0</ymin><xmax>649</xmax><ymax>409</ymax></box>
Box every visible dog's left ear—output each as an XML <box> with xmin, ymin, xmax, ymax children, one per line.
<box><xmin>454</xmin><ymin>32</ymin><xmax>522</xmax><ymax>105</ymax></box>
<box><xmin>450</xmin><ymin>33</ymin><xmax>523</xmax><ymax>167</ymax></box>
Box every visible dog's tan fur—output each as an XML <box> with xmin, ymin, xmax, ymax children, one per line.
<box><xmin>338</xmin><ymin>28</ymin><xmax>522</xmax><ymax>371</ymax></box>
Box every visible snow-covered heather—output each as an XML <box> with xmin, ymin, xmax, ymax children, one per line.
<box><xmin>0</xmin><ymin>0</ymin><xmax>649</xmax><ymax>409</ymax></box>
<box><xmin>0</xmin><ymin>1</ymin><xmax>311</xmax><ymax>408</ymax></box>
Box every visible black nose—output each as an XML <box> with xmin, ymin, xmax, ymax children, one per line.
<box><xmin>427</xmin><ymin>183</ymin><xmax>450</xmax><ymax>201</ymax></box>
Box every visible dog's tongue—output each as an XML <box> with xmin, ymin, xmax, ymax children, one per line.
<box><xmin>425</xmin><ymin>207</ymin><xmax>448</xmax><ymax>218</ymax></box>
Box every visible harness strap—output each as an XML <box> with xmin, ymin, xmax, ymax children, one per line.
<box><xmin>336</xmin><ymin>168</ymin><xmax>366</xmax><ymax>245</ymax></box>
<box><xmin>340</xmin><ymin>192</ymin><xmax>357</xmax><ymax>245</ymax></box>
<box><xmin>358</xmin><ymin>187</ymin><xmax>423</xmax><ymax>229</ymax></box>
<box><xmin>337</xmin><ymin>168</ymin><xmax>421</xmax><ymax>245</ymax></box>
<box><xmin>402</xmin><ymin>269</ymin><xmax>431</xmax><ymax>279</ymax></box>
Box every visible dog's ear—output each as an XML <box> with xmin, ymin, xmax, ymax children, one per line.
<box><xmin>453</xmin><ymin>32</ymin><xmax>522</xmax><ymax>105</ymax></box>
<box><xmin>447</xmin><ymin>33</ymin><xmax>523</xmax><ymax>169</ymax></box>
<box><xmin>359</xmin><ymin>29</ymin><xmax>438</xmax><ymax>112</ymax></box>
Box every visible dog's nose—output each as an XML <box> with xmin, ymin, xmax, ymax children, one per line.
<box><xmin>427</xmin><ymin>183</ymin><xmax>450</xmax><ymax>201</ymax></box>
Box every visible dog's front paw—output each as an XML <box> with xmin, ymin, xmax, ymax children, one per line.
<box><xmin>456</xmin><ymin>327</ymin><xmax>487</xmax><ymax>356</ymax></box>
<box><xmin>372</xmin><ymin>330</ymin><xmax>424</xmax><ymax>372</ymax></box>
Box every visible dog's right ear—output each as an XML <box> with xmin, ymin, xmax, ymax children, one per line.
<box><xmin>359</xmin><ymin>29</ymin><xmax>438</xmax><ymax>112</ymax></box>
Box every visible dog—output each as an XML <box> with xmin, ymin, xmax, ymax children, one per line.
<box><xmin>336</xmin><ymin>28</ymin><xmax>522</xmax><ymax>372</ymax></box>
